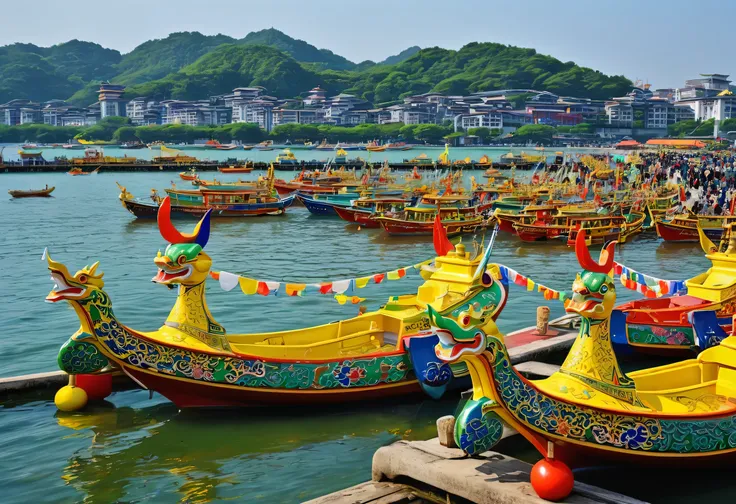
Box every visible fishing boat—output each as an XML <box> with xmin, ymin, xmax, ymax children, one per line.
<box><xmin>218</xmin><ymin>165</ymin><xmax>254</xmax><ymax>174</ymax></box>
<box><xmin>118</xmin><ymin>185</ymin><xmax>293</xmax><ymax>219</ymax></box>
<box><xmin>242</xmin><ymin>145</ymin><xmax>254</xmax><ymax>151</ymax></box>
<box><xmin>177</xmin><ymin>168</ymin><xmax>197</xmax><ymax>181</ymax></box>
<box><xmin>67</xmin><ymin>167</ymin><xmax>98</xmax><ymax>176</ymax></box>
<box><xmin>62</xmin><ymin>144</ymin><xmax>85</xmax><ymax>150</ymax></box>
<box><xmin>427</xmin><ymin>230</ymin><xmax>736</xmax><ymax>499</ymax></box>
<box><xmin>566</xmin><ymin>215</ymin><xmax>628</xmax><ymax>246</ymax></box>
<box><xmin>8</xmin><ymin>185</ymin><xmax>55</xmax><ymax>198</ymax></box>
<box><xmin>386</xmin><ymin>142</ymin><xmax>411</xmax><ymax>151</ymax></box>
<box><xmin>366</xmin><ymin>143</ymin><xmax>387</xmax><ymax>152</ymax></box>
<box><xmin>255</xmin><ymin>141</ymin><xmax>274</xmax><ymax>151</ymax></box>
<box><xmin>334</xmin><ymin>198</ymin><xmax>412</xmax><ymax>228</ymax></box>
<box><xmin>216</xmin><ymin>144</ymin><xmax>239</xmax><ymax>150</ymax></box>
<box><xmin>656</xmin><ymin>214</ymin><xmax>736</xmax><ymax>242</ymax></box>
<box><xmin>48</xmin><ymin>199</ymin><xmax>511</xmax><ymax>408</ymax></box>
<box><xmin>376</xmin><ymin>194</ymin><xmax>485</xmax><ymax>236</ymax></box>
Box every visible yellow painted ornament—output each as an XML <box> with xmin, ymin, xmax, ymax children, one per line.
<box><xmin>54</xmin><ymin>384</ymin><xmax>88</xmax><ymax>412</ymax></box>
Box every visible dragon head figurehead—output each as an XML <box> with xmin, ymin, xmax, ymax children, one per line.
<box><xmin>564</xmin><ymin>229</ymin><xmax>616</xmax><ymax>320</ymax></box>
<box><xmin>46</xmin><ymin>253</ymin><xmax>105</xmax><ymax>303</ymax></box>
<box><xmin>429</xmin><ymin>305</ymin><xmax>490</xmax><ymax>363</ymax></box>
<box><xmin>153</xmin><ymin>196</ymin><xmax>213</xmax><ymax>286</ymax></box>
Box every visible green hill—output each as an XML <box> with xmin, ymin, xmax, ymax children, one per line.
<box><xmin>114</xmin><ymin>31</ymin><xmax>236</xmax><ymax>85</ymax></box>
<box><xmin>238</xmin><ymin>28</ymin><xmax>356</xmax><ymax>71</ymax></box>
<box><xmin>339</xmin><ymin>43</ymin><xmax>631</xmax><ymax>103</ymax></box>
<box><xmin>125</xmin><ymin>44</ymin><xmax>324</xmax><ymax>101</ymax></box>
<box><xmin>0</xmin><ymin>40</ymin><xmax>120</xmax><ymax>103</ymax></box>
<box><xmin>0</xmin><ymin>32</ymin><xmax>631</xmax><ymax>110</ymax></box>
<box><xmin>380</xmin><ymin>46</ymin><xmax>421</xmax><ymax>65</ymax></box>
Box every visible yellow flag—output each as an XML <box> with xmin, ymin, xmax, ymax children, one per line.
<box><xmin>239</xmin><ymin>277</ymin><xmax>258</xmax><ymax>295</ymax></box>
<box><xmin>526</xmin><ymin>279</ymin><xmax>535</xmax><ymax>291</ymax></box>
<box><xmin>355</xmin><ymin>276</ymin><xmax>371</xmax><ymax>289</ymax></box>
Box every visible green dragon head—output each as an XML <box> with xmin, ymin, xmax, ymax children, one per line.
<box><xmin>564</xmin><ymin>229</ymin><xmax>617</xmax><ymax>320</ymax></box>
<box><xmin>429</xmin><ymin>305</ymin><xmax>488</xmax><ymax>362</ymax></box>
<box><xmin>153</xmin><ymin>196</ymin><xmax>213</xmax><ymax>286</ymax></box>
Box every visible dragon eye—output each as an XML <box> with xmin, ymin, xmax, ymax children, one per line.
<box><xmin>600</xmin><ymin>285</ymin><xmax>608</xmax><ymax>294</ymax></box>
<box><xmin>458</xmin><ymin>312</ymin><xmax>472</xmax><ymax>328</ymax></box>
<box><xmin>78</xmin><ymin>274</ymin><xmax>88</xmax><ymax>284</ymax></box>
<box><xmin>177</xmin><ymin>254</ymin><xmax>187</xmax><ymax>266</ymax></box>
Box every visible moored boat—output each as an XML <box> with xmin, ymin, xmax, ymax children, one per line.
<box><xmin>376</xmin><ymin>194</ymin><xmax>485</xmax><ymax>236</ymax></box>
<box><xmin>49</xmin><ymin>200</ymin><xmax>511</xmax><ymax>408</ymax></box>
<box><xmin>218</xmin><ymin>165</ymin><xmax>254</xmax><ymax>174</ymax></box>
<box><xmin>656</xmin><ymin>214</ymin><xmax>736</xmax><ymax>242</ymax></box>
<box><xmin>8</xmin><ymin>185</ymin><xmax>55</xmax><ymax>198</ymax></box>
<box><xmin>428</xmin><ymin>229</ymin><xmax>736</xmax><ymax>498</ymax></box>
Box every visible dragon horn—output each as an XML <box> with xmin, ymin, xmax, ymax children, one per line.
<box><xmin>575</xmin><ymin>229</ymin><xmax>617</xmax><ymax>274</ymax></box>
<box><xmin>156</xmin><ymin>196</ymin><xmax>195</xmax><ymax>244</ymax></box>
<box><xmin>193</xmin><ymin>209</ymin><xmax>212</xmax><ymax>248</ymax></box>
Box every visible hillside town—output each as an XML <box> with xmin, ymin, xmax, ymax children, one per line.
<box><xmin>2</xmin><ymin>73</ymin><xmax>736</xmax><ymax>141</ymax></box>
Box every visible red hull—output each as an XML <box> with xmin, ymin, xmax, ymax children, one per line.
<box><xmin>218</xmin><ymin>167</ymin><xmax>253</xmax><ymax>173</ymax></box>
<box><xmin>378</xmin><ymin>219</ymin><xmax>482</xmax><ymax>236</ymax></box>
<box><xmin>497</xmin><ymin>216</ymin><xmax>520</xmax><ymax>234</ymax></box>
<box><xmin>514</xmin><ymin>225</ymin><xmax>565</xmax><ymax>242</ymax></box>
<box><xmin>333</xmin><ymin>206</ymin><xmax>380</xmax><ymax>228</ymax></box>
<box><xmin>125</xmin><ymin>365</ymin><xmax>421</xmax><ymax>408</ymax></box>
<box><xmin>274</xmin><ymin>181</ymin><xmax>336</xmax><ymax>197</ymax></box>
<box><xmin>655</xmin><ymin>220</ymin><xmax>699</xmax><ymax>242</ymax></box>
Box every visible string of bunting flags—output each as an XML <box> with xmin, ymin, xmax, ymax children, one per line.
<box><xmin>494</xmin><ymin>264</ymin><xmax>569</xmax><ymax>301</ymax></box>
<box><xmin>613</xmin><ymin>261</ymin><xmax>686</xmax><ymax>298</ymax></box>
<box><xmin>209</xmin><ymin>258</ymin><xmax>435</xmax><ymax>304</ymax></box>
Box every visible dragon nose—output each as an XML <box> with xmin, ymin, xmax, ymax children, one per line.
<box><xmin>575</xmin><ymin>286</ymin><xmax>590</xmax><ymax>295</ymax></box>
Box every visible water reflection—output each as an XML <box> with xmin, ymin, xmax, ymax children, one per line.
<box><xmin>55</xmin><ymin>398</ymin><xmax>457</xmax><ymax>503</ymax></box>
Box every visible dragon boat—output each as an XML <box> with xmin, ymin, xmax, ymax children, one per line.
<box><xmin>656</xmin><ymin>214</ymin><xmax>736</xmax><ymax>242</ymax></box>
<box><xmin>48</xmin><ymin>197</ymin><xmax>511</xmax><ymax>408</ymax></box>
<box><xmin>611</xmin><ymin>227</ymin><xmax>736</xmax><ymax>355</ymax></box>
<box><xmin>428</xmin><ymin>229</ymin><xmax>736</xmax><ymax>496</ymax></box>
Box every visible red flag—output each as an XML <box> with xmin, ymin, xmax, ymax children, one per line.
<box><xmin>730</xmin><ymin>195</ymin><xmax>736</xmax><ymax>215</ymax></box>
<box><xmin>679</xmin><ymin>186</ymin><xmax>686</xmax><ymax>202</ymax></box>
<box><xmin>433</xmin><ymin>214</ymin><xmax>454</xmax><ymax>256</ymax></box>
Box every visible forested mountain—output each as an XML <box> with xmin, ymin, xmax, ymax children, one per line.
<box><xmin>0</xmin><ymin>30</ymin><xmax>631</xmax><ymax>107</ymax></box>
<box><xmin>0</xmin><ymin>40</ymin><xmax>120</xmax><ymax>103</ymax></box>
<box><xmin>380</xmin><ymin>46</ymin><xmax>421</xmax><ymax>66</ymax></box>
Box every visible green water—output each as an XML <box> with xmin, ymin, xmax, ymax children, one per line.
<box><xmin>0</xmin><ymin>168</ymin><xmax>727</xmax><ymax>503</ymax></box>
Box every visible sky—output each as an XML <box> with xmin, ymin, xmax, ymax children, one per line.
<box><xmin>1</xmin><ymin>0</ymin><xmax>733</xmax><ymax>89</ymax></box>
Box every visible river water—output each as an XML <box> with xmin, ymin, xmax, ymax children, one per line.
<box><xmin>0</xmin><ymin>153</ymin><xmax>728</xmax><ymax>503</ymax></box>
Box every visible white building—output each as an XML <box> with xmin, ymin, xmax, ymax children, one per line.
<box><xmin>272</xmin><ymin>108</ymin><xmax>325</xmax><ymax>126</ymax></box>
<box><xmin>459</xmin><ymin>111</ymin><xmax>503</xmax><ymax>130</ymax></box>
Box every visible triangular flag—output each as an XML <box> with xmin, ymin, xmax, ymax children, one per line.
<box><xmin>432</xmin><ymin>214</ymin><xmax>454</xmax><ymax>256</ymax></box>
<box><xmin>355</xmin><ymin>276</ymin><xmax>371</xmax><ymax>289</ymax></box>
<box><xmin>256</xmin><ymin>281</ymin><xmax>270</xmax><ymax>296</ymax></box>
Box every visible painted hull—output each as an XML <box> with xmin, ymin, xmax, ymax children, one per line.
<box><xmin>122</xmin><ymin>198</ymin><xmax>289</xmax><ymax>219</ymax></box>
<box><xmin>125</xmin><ymin>365</ymin><xmax>421</xmax><ymax>407</ymax></box>
<box><xmin>612</xmin><ymin>295</ymin><xmax>734</xmax><ymax>355</ymax></box>
<box><xmin>496</xmin><ymin>215</ymin><xmax>520</xmax><ymax>234</ymax></box>
<box><xmin>514</xmin><ymin>224</ymin><xmax>566</xmax><ymax>242</ymax></box>
<box><xmin>656</xmin><ymin>220</ymin><xmax>723</xmax><ymax>242</ymax></box>
<box><xmin>334</xmin><ymin>206</ymin><xmax>381</xmax><ymax>228</ymax></box>
<box><xmin>274</xmin><ymin>182</ymin><xmax>336</xmax><ymax>197</ymax></box>
<box><xmin>297</xmin><ymin>194</ymin><xmax>346</xmax><ymax>215</ymax></box>
<box><xmin>378</xmin><ymin>218</ymin><xmax>483</xmax><ymax>236</ymax></box>
<box><xmin>218</xmin><ymin>167</ymin><xmax>254</xmax><ymax>173</ymax></box>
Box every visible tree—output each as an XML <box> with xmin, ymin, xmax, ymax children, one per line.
<box><xmin>513</xmin><ymin>124</ymin><xmax>555</xmax><ymax>144</ymax></box>
<box><xmin>468</xmin><ymin>127</ymin><xmax>494</xmax><ymax>143</ymax></box>
<box><xmin>413</xmin><ymin>124</ymin><xmax>452</xmax><ymax>144</ymax></box>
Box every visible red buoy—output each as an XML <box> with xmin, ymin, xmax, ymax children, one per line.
<box><xmin>530</xmin><ymin>458</ymin><xmax>574</xmax><ymax>501</ymax></box>
<box><xmin>75</xmin><ymin>373</ymin><xmax>113</xmax><ymax>401</ymax></box>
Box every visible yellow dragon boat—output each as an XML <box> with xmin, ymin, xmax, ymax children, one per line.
<box><xmin>428</xmin><ymin>229</ymin><xmax>736</xmax><ymax>498</ymax></box>
<box><xmin>48</xmin><ymin>198</ymin><xmax>509</xmax><ymax>409</ymax></box>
